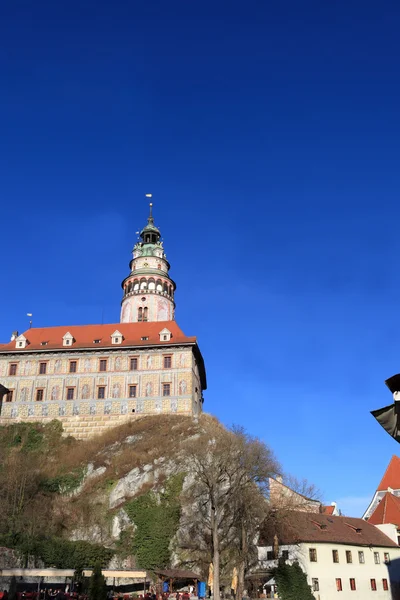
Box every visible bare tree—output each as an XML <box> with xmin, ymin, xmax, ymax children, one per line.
<box><xmin>182</xmin><ymin>422</ymin><xmax>279</xmax><ymax>600</ymax></box>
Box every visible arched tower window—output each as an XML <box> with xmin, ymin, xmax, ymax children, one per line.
<box><xmin>138</xmin><ymin>307</ymin><xmax>143</xmax><ymax>322</ymax></box>
<box><xmin>143</xmin><ymin>307</ymin><xmax>148</xmax><ymax>321</ymax></box>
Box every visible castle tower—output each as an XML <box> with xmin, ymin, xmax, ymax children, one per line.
<box><xmin>120</xmin><ymin>204</ymin><xmax>176</xmax><ymax>323</ymax></box>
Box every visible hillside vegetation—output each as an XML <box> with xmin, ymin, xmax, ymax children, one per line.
<box><xmin>0</xmin><ymin>413</ymin><xmax>284</xmax><ymax>600</ymax></box>
<box><xmin>0</xmin><ymin>415</ymin><xmax>208</xmax><ymax>570</ymax></box>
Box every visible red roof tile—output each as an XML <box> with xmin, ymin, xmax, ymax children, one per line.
<box><xmin>377</xmin><ymin>455</ymin><xmax>400</xmax><ymax>491</ymax></box>
<box><xmin>368</xmin><ymin>492</ymin><xmax>400</xmax><ymax>526</ymax></box>
<box><xmin>0</xmin><ymin>322</ymin><xmax>193</xmax><ymax>351</ymax></box>
<box><xmin>322</xmin><ymin>505</ymin><xmax>335</xmax><ymax>515</ymax></box>
<box><xmin>260</xmin><ymin>511</ymin><xmax>398</xmax><ymax>548</ymax></box>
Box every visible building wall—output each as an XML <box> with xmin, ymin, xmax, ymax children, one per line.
<box><xmin>0</xmin><ymin>346</ymin><xmax>201</xmax><ymax>439</ymax></box>
<box><xmin>258</xmin><ymin>542</ymin><xmax>400</xmax><ymax>600</ymax></box>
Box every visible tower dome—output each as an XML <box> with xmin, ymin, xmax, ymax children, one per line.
<box><xmin>120</xmin><ymin>203</ymin><xmax>176</xmax><ymax>323</ymax></box>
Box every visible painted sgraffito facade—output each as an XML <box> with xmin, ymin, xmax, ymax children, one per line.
<box><xmin>0</xmin><ymin>206</ymin><xmax>206</xmax><ymax>439</ymax></box>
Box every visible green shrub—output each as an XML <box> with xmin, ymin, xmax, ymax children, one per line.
<box><xmin>124</xmin><ymin>473</ymin><xmax>184</xmax><ymax>570</ymax></box>
<box><xmin>273</xmin><ymin>560</ymin><xmax>314</xmax><ymax>600</ymax></box>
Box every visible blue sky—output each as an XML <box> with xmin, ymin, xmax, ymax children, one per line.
<box><xmin>1</xmin><ymin>0</ymin><xmax>400</xmax><ymax>515</ymax></box>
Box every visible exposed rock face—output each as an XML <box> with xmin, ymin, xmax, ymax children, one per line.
<box><xmin>111</xmin><ymin>508</ymin><xmax>132</xmax><ymax>540</ymax></box>
<box><xmin>109</xmin><ymin>466</ymin><xmax>154</xmax><ymax>509</ymax></box>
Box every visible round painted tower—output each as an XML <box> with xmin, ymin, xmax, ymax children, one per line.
<box><xmin>120</xmin><ymin>204</ymin><xmax>176</xmax><ymax>323</ymax></box>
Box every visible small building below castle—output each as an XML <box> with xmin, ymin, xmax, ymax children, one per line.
<box><xmin>0</xmin><ymin>205</ymin><xmax>206</xmax><ymax>438</ymax></box>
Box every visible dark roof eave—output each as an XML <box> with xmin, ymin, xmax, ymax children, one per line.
<box><xmin>0</xmin><ymin>341</ymin><xmax>197</xmax><ymax>354</ymax></box>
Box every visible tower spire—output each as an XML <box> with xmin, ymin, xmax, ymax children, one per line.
<box><xmin>120</xmin><ymin>200</ymin><xmax>176</xmax><ymax>323</ymax></box>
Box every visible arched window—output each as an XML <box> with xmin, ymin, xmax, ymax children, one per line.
<box><xmin>138</xmin><ymin>307</ymin><xmax>143</xmax><ymax>322</ymax></box>
<box><xmin>143</xmin><ymin>307</ymin><xmax>148</xmax><ymax>321</ymax></box>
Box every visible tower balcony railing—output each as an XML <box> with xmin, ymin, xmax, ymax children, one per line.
<box><xmin>123</xmin><ymin>288</ymin><xmax>174</xmax><ymax>301</ymax></box>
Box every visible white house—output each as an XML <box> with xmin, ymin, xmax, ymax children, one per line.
<box><xmin>257</xmin><ymin>511</ymin><xmax>400</xmax><ymax>600</ymax></box>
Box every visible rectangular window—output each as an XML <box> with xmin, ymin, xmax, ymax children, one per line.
<box><xmin>39</xmin><ymin>362</ymin><xmax>47</xmax><ymax>374</ymax></box>
<box><xmin>383</xmin><ymin>579</ymin><xmax>388</xmax><ymax>591</ymax></box>
<box><xmin>162</xmin><ymin>383</ymin><xmax>171</xmax><ymax>397</ymax></box>
<box><xmin>312</xmin><ymin>579</ymin><xmax>319</xmax><ymax>592</ymax></box>
<box><xmin>5</xmin><ymin>391</ymin><xmax>13</xmax><ymax>402</ymax></box>
<box><xmin>349</xmin><ymin>578</ymin><xmax>356</xmax><ymax>591</ymax></box>
<box><xmin>332</xmin><ymin>549</ymin><xmax>339</xmax><ymax>563</ymax></box>
<box><xmin>66</xmin><ymin>388</ymin><xmax>74</xmax><ymax>400</ymax></box>
<box><xmin>129</xmin><ymin>385</ymin><xmax>137</xmax><ymax>398</ymax></box>
<box><xmin>384</xmin><ymin>552</ymin><xmax>390</xmax><ymax>563</ymax></box>
<box><xmin>358</xmin><ymin>551</ymin><xmax>364</xmax><ymax>564</ymax></box>
<box><xmin>97</xmin><ymin>386</ymin><xmax>105</xmax><ymax>399</ymax></box>
<box><xmin>69</xmin><ymin>361</ymin><xmax>77</xmax><ymax>373</ymax></box>
<box><xmin>309</xmin><ymin>548</ymin><xmax>317</xmax><ymax>562</ymax></box>
<box><xmin>130</xmin><ymin>357</ymin><xmax>138</xmax><ymax>370</ymax></box>
<box><xmin>374</xmin><ymin>552</ymin><xmax>380</xmax><ymax>564</ymax></box>
<box><xmin>281</xmin><ymin>550</ymin><xmax>289</xmax><ymax>560</ymax></box>
<box><xmin>36</xmin><ymin>389</ymin><xmax>44</xmax><ymax>401</ymax></box>
<box><xmin>371</xmin><ymin>579</ymin><xmax>377</xmax><ymax>591</ymax></box>
<box><xmin>9</xmin><ymin>363</ymin><xmax>17</xmax><ymax>376</ymax></box>
<box><xmin>99</xmin><ymin>359</ymin><xmax>107</xmax><ymax>372</ymax></box>
<box><xmin>266</xmin><ymin>551</ymin><xmax>274</xmax><ymax>560</ymax></box>
<box><xmin>346</xmin><ymin>550</ymin><xmax>352</xmax><ymax>563</ymax></box>
<box><xmin>336</xmin><ymin>578</ymin><xmax>342</xmax><ymax>592</ymax></box>
<box><xmin>163</xmin><ymin>355</ymin><xmax>172</xmax><ymax>369</ymax></box>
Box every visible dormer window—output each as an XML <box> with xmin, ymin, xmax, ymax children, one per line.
<box><xmin>63</xmin><ymin>332</ymin><xmax>74</xmax><ymax>347</ymax></box>
<box><xmin>15</xmin><ymin>334</ymin><xmax>28</xmax><ymax>349</ymax></box>
<box><xmin>111</xmin><ymin>330</ymin><xmax>123</xmax><ymax>345</ymax></box>
<box><xmin>141</xmin><ymin>336</ymin><xmax>149</xmax><ymax>341</ymax></box>
<box><xmin>41</xmin><ymin>341</ymin><xmax>48</xmax><ymax>346</ymax></box>
<box><xmin>159</xmin><ymin>328</ymin><xmax>172</xmax><ymax>342</ymax></box>
<box><xmin>93</xmin><ymin>339</ymin><xmax>101</xmax><ymax>344</ymax></box>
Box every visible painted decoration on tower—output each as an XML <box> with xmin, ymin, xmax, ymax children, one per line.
<box><xmin>158</xmin><ymin>299</ymin><xmax>168</xmax><ymax>321</ymax></box>
<box><xmin>121</xmin><ymin>301</ymin><xmax>132</xmax><ymax>323</ymax></box>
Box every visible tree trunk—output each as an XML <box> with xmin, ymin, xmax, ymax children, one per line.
<box><xmin>236</xmin><ymin>562</ymin><xmax>245</xmax><ymax>600</ymax></box>
<box><xmin>236</xmin><ymin>522</ymin><xmax>246</xmax><ymax>600</ymax></box>
<box><xmin>211</xmin><ymin>505</ymin><xmax>220</xmax><ymax>600</ymax></box>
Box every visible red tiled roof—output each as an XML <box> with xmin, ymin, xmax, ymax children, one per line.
<box><xmin>322</xmin><ymin>505</ymin><xmax>335</xmax><ymax>515</ymax></box>
<box><xmin>259</xmin><ymin>511</ymin><xmax>398</xmax><ymax>548</ymax></box>
<box><xmin>0</xmin><ymin>322</ymin><xmax>194</xmax><ymax>352</ymax></box>
<box><xmin>377</xmin><ymin>455</ymin><xmax>400</xmax><ymax>491</ymax></box>
<box><xmin>368</xmin><ymin>492</ymin><xmax>400</xmax><ymax>526</ymax></box>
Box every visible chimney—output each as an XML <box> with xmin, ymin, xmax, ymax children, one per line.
<box><xmin>10</xmin><ymin>331</ymin><xmax>18</xmax><ymax>342</ymax></box>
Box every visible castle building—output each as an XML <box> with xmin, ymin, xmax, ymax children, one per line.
<box><xmin>0</xmin><ymin>205</ymin><xmax>206</xmax><ymax>439</ymax></box>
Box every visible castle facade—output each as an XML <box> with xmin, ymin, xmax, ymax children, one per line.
<box><xmin>0</xmin><ymin>205</ymin><xmax>206</xmax><ymax>438</ymax></box>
